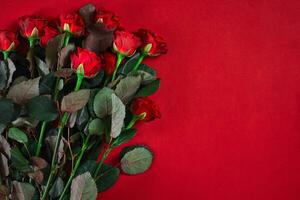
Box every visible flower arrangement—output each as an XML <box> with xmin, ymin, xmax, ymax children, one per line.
<box><xmin>0</xmin><ymin>3</ymin><xmax>167</xmax><ymax>199</ymax></box>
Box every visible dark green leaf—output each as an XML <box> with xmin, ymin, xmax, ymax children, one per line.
<box><xmin>119</xmin><ymin>52</ymin><xmax>141</xmax><ymax>75</ymax></box>
<box><xmin>26</xmin><ymin>95</ymin><xmax>58</xmax><ymax>122</ymax></box>
<box><xmin>93</xmin><ymin>87</ymin><xmax>114</xmax><ymax>118</ymax></box>
<box><xmin>82</xmin><ymin>70</ymin><xmax>104</xmax><ymax>88</ymax></box>
<box><xmin>112</xmin><ymin>129</ymin><xmax>137</xmax><ymax>147</ymax></box>
<box><xmin>39</xmin><ymin>73</ymin><xmax>56</xmax><ymax>94</ymax></box>
<box><xmin>8</xmin><ymin>127</ymin><xmax>28</xmax><ymax>143</ymax></box>
<box><xmin>6</xmin><ymin>58</ymin><xmax>16</xmax><ymax>88</ymax></box>
<box><xmin>136</xmin><ymin>79</ymin><xmax>160</xmax><ymax>97</ymax></box>
<box><xmin>87</xmin><ymin>118</ymin><xmax>105</xmax><ymax>136</ymax></box>
<box><xmin>120</xmin><ymin>146</ymin><xmax>153</xmax><ymax>175</ymax></box>
<box><xmin>0</xmin><ymin>98</ymin><xmax>20</xmax><ymax>124</ymax></box>
<box><xmin>11</xmin><ymin>147</ymin><xmax>31</xmax><ymax>172</ymax></box>
<box><xmin>76</xmin><ymin>106</ymin><xmax>90</xmax><ymax>131</ymax></box>
<box><xmin>139</xmin><ymin>64</ymin><xmax>156</xmax><ymax>76</ymax></box>
<box><xmin>76</xmin><ymin>160</ymin><xmax>97</xmax><ymax>176</ymax></box>
<box><xmin>58</xmin><ymin>43</ymin><xmax>76</xmax><ymax>67</ymax></box>
<box><xmin>96</xmin><ymin>164</ymin><xmax>119</xmax><ymax>192</ymax></box>
<box><xmin>87</xmin><ymin>89</ymin><xmax>99</xmax><ymax>118</ymax></box>
<box><xmin>49</xmin><ymin>177</ymin><xmax>64</xmax><ymax>199</ymax></box>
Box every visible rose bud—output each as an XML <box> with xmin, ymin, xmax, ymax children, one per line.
<box><xmin>60</xmin><ymin>13</ymin><xmax>85</xmax><ymax>37</ymax></box>
<box><xmin>136</xmin><ymin>29</ymin><xmax>167</xmax><ymax>57</ymax></box>
<box><xmin>70</xmin><ymin>47</ymin><xmax>102</xmax><ymax>78</ymax></box>
<box><xmin>102</xmin><ymin>52</ymin><xmax>116</xmax><ymax>75</ymax></box>
<box><xmin>18</xmin><ymin>16</ymin><xmax>47</xmax><ymax>38</ymax></box>
<box><xmin>113</xmin><ymin>31</ymin><xmax>140</xmax><ymax>57</ymax></box>
<box><xmin>0</xmin><ymin>30</ymin><xmax>19</xmax><ymax>52</ymax></box>
<box><xmin>40</xmin><ymin>26</ymin><xmax>59</xmax><ymax>47</ymax></box>
<box><xmin>95</xmin><ymin>8</ymin><xmax>121</xmax><ymax>30</ymax></box>
<box><xmin>131</xmin><ymin>97</ymin><xmax>161</xmax><ymax>122</ymax></box>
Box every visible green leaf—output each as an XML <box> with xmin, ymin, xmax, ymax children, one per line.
<box><xmin>136</xmin><ymin>79</ymin><xmax>160</xmax><ymax>97</ymax></box>
<box><xmin>76</xmin><ymin>160</ymin><xmax>97</xmax><ymax>176</ymax></box>
<box><xmin>46</xmin><ymin>135</ymin><xmax>64</xmax><ymax>164</ymax></box>
<box><xmin>93</xmin><ymin>87</ymin><xmax>114</xmax><ymax>118</ymax></box>
<box><xmin>76</xmin><ymin>106</ymin><xmax>90</xmax><ymax>131</ymax></box>
<box><xmin>26</xmin><ymin>96</ymin><xmax>58</xmax><ymax>122</ymax></box>
<box><xmin>35</xmin><ymin>56</ymin><xmax>49</xmax><ymax>76</ymax></box>
<box><xmin>129</xmin><ymin>70</ymin><xmax>156</xmax><ymax>85</ymax></box>
<box><xmin>0</xmin><ymin>61</ymin><xmax>7</xmax><ymax>90</ymax></box>
<box><xmin>7</xmin><ymin>77</ymin><xmax>41</xmax><ymax>105</ymax></box>
<box><xmin>70</xmin><ymin>172</ymin><xmax>97</xmax><ymax>200</ymax></box>
<box><xmin>110</xmin><ymin>94</ymin><xmax>125</xmax><ymax>138</ymax></box>
<box><xmin>87</xmin><ymin>118</ymin><xmax>105</xmax><ymax>136</ymax></box>
<box><xmin>87</xmin><ymin>89</ymin><xmax>99</xmax><ymax>118</ymax></box>
<box><xmin>0</xmin><ymin>136</ymin><xmax>11</xmax><ymax>177</ymax></box>
<box><xmin>96</xmin><ymin>164</ymin><xmax>119</xmax><ymax>192</ymax></box>
<box><xmin>46</xmin><ymin>33</ymin><xmax>65</xmax><ymax>70</ymax></box>
<box><xmin>0</xmin><ymin>98</ymin><xmax>20</xmax><ymax>124</ymax></box>
<box><xmin>139</xmin><ymin>64</ymin><xmax>156</xmax><ymax>76</ymax></box>
<box><xmin>0</xmin><ymin>124</ymin><xmax>5</xmax><ymax>135</ymax></box>
<box><xmin>119</xmin><ymin>52</ymin><xmax>141</xmax><ymax>75</ymax></box>
<box><xmin>8</xmin><ymin>127</ymin><xmax>28</xmax><ymax>143</ymax></box>
<box><xmin>115</xmin><ymin>75</ymin><xmax>142</xmax><ymax>104</ymax></box>
<box><xmin>39</xmin><ymin>73</ymin><xmax>56</xmax><ymax>95</ymax></box>
<box><xmin>112</xmin><ymin>129</ymin><xmax>137</xmax><ymax>147</ymax></box>
<box><xmin>82</xmin><ymin>70</ymin><xmax>104</xmax><ymax>88</ymax></box>
<box><xmin>49</xmin><ymin>177</ymin><xmax>64</xmax><ymax>199</ymax></box>
<box><xmin>11</xmin><ymin>147</ymin><xmax>31</xmax><ymax>172</ymax></box>
<box><xmin>12</xmin><ymin>181</ymin><xmax>35</xmax><ymax>200</ymax></box>
<box><xmin>61</xmin><ymin>89</ymin><xmax>90</xmax><ymax>113</ymax></box>
<box><xmin>120</xmin><ymin>146</ymin><xmax>153</xmax><ymax>175</ymax></box>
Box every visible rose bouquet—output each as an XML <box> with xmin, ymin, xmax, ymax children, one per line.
<box><xmin>0</xmin><ymin>3</ymin><xmax>167</xmax><ymax>200</ymax></box>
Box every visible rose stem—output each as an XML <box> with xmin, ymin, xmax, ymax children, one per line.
<box><xmin>41</xmin><ymin>72</ymin><xmax>83</xmax><ymax>200</ymax></box>
<box><xmin>35</xmin><ymin>35</ymin><xmax>71</xmax><ymax>157</ymax></box>
<box><xmin>58</xmin><ymin>134</ymin><xmax>91</xmax><ymax>200</ymax></box>
<box><xmin>2</xmin><ymin>51</ymin><xmax>9</xmax><ymax>60</ymax></box>
<box><xmin>111</xmin><ymin>53</ymin><xmax>124</xmax><ymax>81</ymax></box>
<box><xmin>93</xmin><ymin>144</ymin><xmax>113</xmax><ymax>179</ymax></box>
<box><xmin>132</xmin><ymin>53</ymin><xmax>146</xmax><ymax>71</ymax></box>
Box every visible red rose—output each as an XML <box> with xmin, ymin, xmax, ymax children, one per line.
<box><xmin>0</xmin><ymin>30</ymin><xmax>19</xmax><ymax>51</ymax></box>
<box><xmin>95</xmin><ymin>8</ymin><xmax>121</xmax><ymax>30</ymax></box>
<box><xmin>102</xmin><ymin>52</ymin><xmax>116</xmax><ymax>75</ymax></box>
<box><xmin>40</xmin><ymin>26</ymin><xmax>59</xmax><ymax>47</ymax></box>
<box><xmin>113</xmin><ymin>31</ymin><xmax>140</xmax><ymax>57</ymax></box>
<box><xmin>131</xmin><ymin>97</ymin><xmax>161</xmax><ymax>122</ymax></box>
<box><xmin>70</xmin><ymin>47</ymin><xmax>102</xmax><ymax>78</ymax></box>
<box><xmin>18</xmin><ymin>16</ymin><xmax>47</xmax><ymax>38</ymax></box>
<box><xmin>60</xmin><ymin>13</ymin><xmax>85</xmax><ymax>37</ymax></box>
<box><xmin>136</xmin><ymin>29</ymin><xmax>167</xmax><ymax>56</ymax></box>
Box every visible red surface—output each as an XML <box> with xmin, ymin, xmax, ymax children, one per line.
<box><xmin>1</xmin><ymin>0</ymin><xmax>300</xmax><ymax>199</ymax></box>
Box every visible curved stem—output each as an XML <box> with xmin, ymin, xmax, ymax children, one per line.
<box><xmin>58</xmin><ymin>135</ymin><xmax>90</xmax><ymax>200</ymax></box>
<box><xmin>93</xmin><ymin>145</ymin><xmax>112</xmax><ymax>179</ymax></box>
<box><xmin>111</xmin><ymin>53</ymin><xmax>124</xmax><ymax>81</ymax></box>
<box><xmin>41</xmin><ymin>74</ymin><xmax>83</xmax><ymax>200</ymax></box>
<box><xmin>35</xmin><ymin>122</ymin><xmax>47</xmax><ymax>156</ymax></box>
<box><xmin>132</xmin><ymin>54</ymin><xmax>146</xmax><ymax>71</ymax></box>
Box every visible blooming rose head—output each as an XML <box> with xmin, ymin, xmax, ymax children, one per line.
<box><xmin>95</xmin><ymin>8</ymin><xmax>121</xmax><ymax>30</ymax></box>
<box><xmin>60</xmin><ymin>13</ymin><xmax>85</xmax><ymax>37</ymax></box>
<box><xmin>136</xmin><ymin>29</ymin><xmax>167</xmax><ymax>57</ymax></box>
<box><xmin>102</xmin><ymin>52</ymin><xmax>116</xmax><ymax>75</ymax></box>
<box><xmin>0</xmin><ymin>30</ymin><xmax>19</xmax><ymax>51</ymax></box>
<box><xmin>70</xmin><ymin>47</ymin><xmax>102</xmax><ymax>78</ymax></box>
<box><xmin>113</xmin><ymin>31</ymin><xmax>140</xmax><ymax>57</ymax></box>
<box><xmin>18</xmin><ymin>16</ymin><xmax>47</xmax><ymax>38</ymax></box>
<box><xmin>40</xmin><ymin>26</ymin><xmax>59</xmax><ymax>47</ymax></box>
<box><xmin>131</xmin><ymin>97</ymin><xmax>161</xmax><ymax>122</ymax></box>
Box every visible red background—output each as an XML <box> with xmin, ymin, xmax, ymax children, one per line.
<box><xmin>1</xmin><ymin>0</ymin><xmax>300</xmax><ymax>199</ymax></box>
